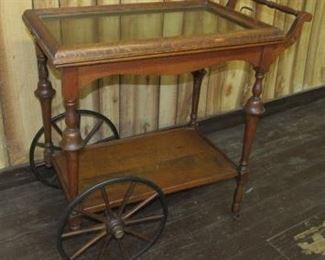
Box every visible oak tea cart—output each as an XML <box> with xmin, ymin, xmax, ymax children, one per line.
<box><xmin>23</xmin><ymin>0</ymin><xmax>312</xmax><ymax>259</ymax></box>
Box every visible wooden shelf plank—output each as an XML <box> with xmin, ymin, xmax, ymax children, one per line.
<box><xmin>53</xmin><ymin>127</ymin><xmax>237</xmax><ymax>208</ymax></box>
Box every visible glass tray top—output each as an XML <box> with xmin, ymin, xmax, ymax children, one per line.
<box><xmin>41</xmin><ymin>7</ymin><xmax>247</xmax><ymax>46</ymax></box>
<box><xmin>23</xmin><ymin>0</ymin><xmax>284</xmax><ymax>66</ymax></box>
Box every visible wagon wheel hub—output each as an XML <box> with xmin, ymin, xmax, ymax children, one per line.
<box><xmin>109</xmin><ymin>219</ymin><xmax>125</xmax><ymax>240</ymax></box>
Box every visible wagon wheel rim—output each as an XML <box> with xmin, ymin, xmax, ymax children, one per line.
<box><xmin>29</xmin><ymin>110</ymin><xmax>119</xmax><ymax>188</ymax></box>
<box><xmin>57</xmin><ymin>176</ymin><xmax>168</xmax><ymax>260</ymax></box>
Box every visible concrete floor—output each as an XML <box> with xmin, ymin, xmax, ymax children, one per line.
<box><xmin>0</xmin><ymin>98</ymin><xmax>325</xmax><ymax>260</ymax></box>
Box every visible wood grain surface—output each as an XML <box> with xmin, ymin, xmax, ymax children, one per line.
<box><xmin>52</xmin><ymin>127</ymin><xmax>237</xmax><ymax>207</ymax></box>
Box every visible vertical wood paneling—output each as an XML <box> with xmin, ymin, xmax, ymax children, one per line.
<box><xmin>158</xmin><ymin>75</ymin><xmax>178</xmax><ymax>128</ymax></box>
<box><xmin>0</xmin><ymin>103</ymin><xmax>8</xmax><ymax>169</ymax></box>
<box><xmin>158</xmin><ymin>11</ymin><xmax>184</xmax><ymax>128</ymax></box>
<box><xmin>0</xmin><ymin>0</ymin><xmax>324</xmax><ymax>169</ymax></box>
<box><xmin>0</xmin><ymin>23</ymin><xmax>9</xmax><ymax>168</ymax></box>
<box><xmin>222</xmin><ymin>62</ymin><xmax>249</xmax><ymax>110</ymax></box>
<box><xmin>0</xmin><ymin>0</ymin><xmax>39</xmax><ymax>165</ymax></box>
<box><xmin>133</xmin><ymin>12</ymin><xmax>162</xmax><ymax>134</ymax></box>
<box><xmin>304</xmin><ymin>0</ymin><xmax>325</xmax><ymax>89</ymax></box>
<box><xmin>274</xmin><ymin>0</ymin><xmax>302</xmax><ymax>98</ymax></box>
<box><xmin>97</xmin><ymin>0</ymin><xmax>121</xmax><ymax>135</ymax></box>
<box><xmin>236</xmin><ymin>0</ymin><xmax>257</xmax><ymax>106</ymax></box>
<box><xmin>291</xmin><ymin>0</ymin><xmax>317</xmax><ymax>93</ymax></box>
<box><xmin>119</xmin><ymin>0</ymin><xmax>162</xmax><ymax>137</ymax></box>
<box><xmin>206</xmin><ymin>65</ymin><xmax>227</xmax><ymax>115</ymax></box>
<box><xmin>263</xmin><ymin>0</ymin><xmax>288</xmax><ymax>100</ymax></box>
<box><xmin>198</xmin><ymin>11</ymin><xmax>217</xmax><ymax>117</ymax></box>
<box><xmin>176</xmin><ymin>73</ymin><xmax>192</xmax><ymax>124</ymax></box>
<box><xmin>207</xmin><ymin>0</ymin><xmax>250</xmax><ymax>113</ymax></box>
<box><xmin>311</xmin><ymin>5</ymin><xmax>325</xmax><ymax>87</ymax></box>
<box><xmin>176</xmin><ymin>10</ymin><xmax>205</xmax><ymax>124</ymax></box>
<box><xmin>119</xmin><ymin>0</ymin><xmax>138</xmax><ymax>137</ymax></box>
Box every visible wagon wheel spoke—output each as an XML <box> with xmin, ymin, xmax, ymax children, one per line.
<box><xmin>75</xmin><ymin>209</ymin><xmax>106</xmax><ymax>223</ymax></box>
<box><xmin>51</xmin><ymin>121</ymin><xmax>63</xmax><ymax>137</ymax></box>
<box><xmin>117</xmin><ymin>240</ymin><xmax>128</xmax><ymax>260</ymax></box>
<box><xmin>84</xmin><ymin>119</ymin><xmax>104</xmax><ymax>145</ymax></box>
<box><xmin>101</xmin><ymin>188</ymin><xmax>115</xmax><ymax>219</ymax></box>
<box><xmin>61</xmin><ymin>223</ymin><xmax>106</xmax><ymax>238</ymax></box>
<box><xmin>70</xmin><ymin>230</ymin><xmax>106</xmax><ymax>260</ymax></box>
<box><xmin>125</xmin><ymin>228</ymin><xmax>150</xmax><ymax>242</ymax></box>
<box><xmin>118</xmin><ymin>182</ymin><xmax>136</xmax><ymax>217</ymax></box>
<box><xmin>122</xmin><ymin>193</ymin><xmax>158</xmax><ymax>220</ymax></box>
<box><xmin>97</xmin><ymin>235</ymin><xmax>113</xmax><ymax>260</ymax></box>
<box><xmin>124</xmin><ymin>214</ymin><xmax>164</xmax><ymax>226</ymax></box>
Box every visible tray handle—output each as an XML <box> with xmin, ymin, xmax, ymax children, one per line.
<box><xmin>226</xmin><ymin>0</ymin><xmax>312</xmax><ymax>46</ymax></box>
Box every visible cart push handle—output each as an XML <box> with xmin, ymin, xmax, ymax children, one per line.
<box><xmin>226</xmin><ymin>0</ymin><xmax>312</xmax><ymax>46</ymax></box>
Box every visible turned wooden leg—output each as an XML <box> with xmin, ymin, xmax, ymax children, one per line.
<box><xmin>190</xmin><ymin>69</ymin><xmax>207</xmax><ymax>126</ymax></box>
<box><xmin>61</xmin><ymin>68</ymin><xmax>83</xmax><ymax>230</ymax></box>
<box><xmin>34</xmin><ymin>44</ymin><xmax>56</xmax><ymax>167</ymax></box>
<box><xmin>232</xmin><ymin>69</ymin><xmax>266</xmax><ymax>217</ymax></box>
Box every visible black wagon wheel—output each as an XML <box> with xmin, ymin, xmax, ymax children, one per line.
<box><xmin>29</xmin><ymin>110</ymin><xmax>119</xmax><ymax>188</ymax></box>
<box><xmin>57</xmin><ymin>176</ymin><xmax>168</xmax><ymax>260</ymax></box>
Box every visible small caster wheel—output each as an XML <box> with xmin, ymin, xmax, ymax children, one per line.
<box><xmin>29</xmin><ymin>110</ymin><xmax>119</xmax><ymax>188</ymax></box>
<box><xmin>57</xmin><ymin>176</ymin><xmax>168</xmax><ymax>260</ymax></box>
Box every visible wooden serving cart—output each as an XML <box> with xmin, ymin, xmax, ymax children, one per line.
<box><xmin>23</xmin><ymin>0</ymin><xmax>311</xmax><ymax>259</ymax></box>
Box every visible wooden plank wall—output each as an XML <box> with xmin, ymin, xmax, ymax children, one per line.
<box><xmin>0</xmin><ymin>0</ymin><xmax>324</xmax><ymax>169</ymax></box>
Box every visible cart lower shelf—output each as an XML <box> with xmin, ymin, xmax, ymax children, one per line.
<box><xmin>53</xmin><ymin>127</ymin><xmax>237</xmax><ymax>209</ymax></box>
